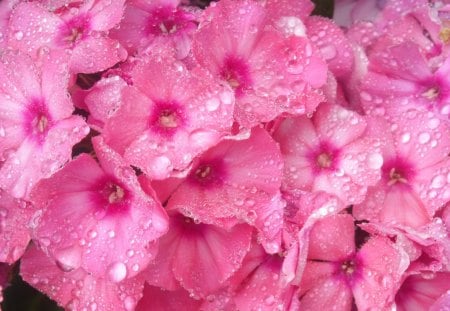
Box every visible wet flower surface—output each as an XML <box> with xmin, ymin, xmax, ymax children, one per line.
<box><xmin>0</xmin><ymin>0</ymin><xmax>450</xmax><ymax>310</ymax></box>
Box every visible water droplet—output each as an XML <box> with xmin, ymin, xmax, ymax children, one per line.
<box><xmin>400</xmin><ymin>132</ymin><xmax>411</xmax><ymax>143</ymax></box>
<box><xmin>108</xmin><ymin>262</ymin><xmax>127</xmax><ymax>282</ymax></box>
<box><xmin>431</xmin><ymin>175</ymin><xmax>446</xmax><ymax>189</ymax></box>
<box><xmin>0</xmin><ymin>126</ymin><xmax>5</xmax><ymax>137</ymax></box>
<box><xmin>108</xmin><ymin>230</ymin><xmax>115</xmax><ymax>238</ymax></box>
<box><xmin>124</xmin><ymin>296</ymin><xmax>136</xmax><ymax>311</ymax></box>
<box><xmin>205</xmin><ymin>98</ymin><xmax>220</xmax><ymax>111</ymax></box>
<box><xmin>14</xmin><ymin>31</ymin><xmax>24</xmax><ymax>40</ymax></box>
<box><xmin>367</xmin><ymin>153</ymin><xmax>383</xmax><ymax>169</ymax></box>
<box><xmin>55</xmin><ymin>246</ymin><xmax>82</xmax><ymax>272</ymax></box>
<box><xmin>418</xmin><ymin>132</ymin><xmax>431</xmax><ymax>144</ymax></box>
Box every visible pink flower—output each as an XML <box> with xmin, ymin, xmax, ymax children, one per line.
<box><xmin>354</xmin><ymin>111</ymin><xmax>450</xmax><ymax>228</ymax></box>
<box><xmin>273</xmin><ymin>103</ymin><xmax>383</xmax><ymax>205</ymax></box>
<box><xmin>20</xmin><ymin>244</ymin><xmax>145</xmax><ymax>311</ymax></box>
<box><xmin>0</xmin><ymin>50</ymin><xmax>88</xmax><ymax>198</ymax></box>
<box><xmin>299</xmin><ymin>214</ymin><xmax>407</xmax><ymax>310</ymax></box>
<box><xmin>29</xmin><ymin>137</ymin><xmax>169</xmax><ymax>280</ymax></box>
<box><xmin>192</xmin><ymin>0</ymin><xmax>327</xmax><ymax>127</ymax></box>
<box><xmin>8</xmin><ymin>0</ymin><xmax>127</xmax><ymax>73</ymax></box>
<box><xmin>165</xmin><ymin>127</ymin><xmax>284</xmax><ymax>253</ymax></box>
<box><xmin>110</xmin><ymin>0</ymin><xmax>199</xmax><ymax>59</ymax></box>
<box><xmin>361</xmin><ymin>41</ymin><xmax>450</xmax><ymax>119</ymax></box>
<box><xmin>144</xmin><ymin>210</ymin><xmax>253</xmax><ymax>298</ymax></box>
<box><xmin>104</xmin><ymin>48</ymin><xmax>235</xmax><ymax>180</ymax></box>
<box><xmin>0</xmin><ymin>189</ymin><xmax>34</xmax><ymax>263</ymax></box>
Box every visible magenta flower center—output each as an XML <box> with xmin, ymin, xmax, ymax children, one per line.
<box><xmin>147</xmin><ymin>7</ymin><xmax>188</xmax><ymax>36</ymax></box>
<box><xmin>158</xmin><ymin>110</ymin><xmax>179</xmax><ymax>128</ymax></box>
<box><xmin>58</xmin><ymin>15</ymin><xmax>90</xmax><ymax>46</ymax></box>
<box><xmin>106</xmin><ymin>183</ymin><xmax>125</xmax><ymax>204</ymax></box>
<box><xmin>422</xmin><ymin>86</ymin><xmax>440</xmax><ymax>100</ymax></box>
<box><xmin>150</xmin><ymin>101</ymin><xmax>186</xmax><ymax>137</ymax></box>
<box><xmin>24</xmin><ymin>98</ymin><xmax>52</xmax><ymax>144</ymax></box>
<box><xmin>383</xmin><ymin>158</ymin><xmax>415</xmax><ymax>187</ymax></box>
<box><xmin>341</xmin><ymin>260</ymin><xmax>356</xmax><ymax>275</ymax></box>
<box><xmin>189</xmin><ymin>159</ymin><xmax>226</xmax><ymax>188</ymax></box>
<box><xmin>220</xmin><ymin>56</ymin><xmax>252</xmax><ymax>96</ymax></box>
<box><xmin>316</xmin><ymin>152</ymin><xmax>332</xmax><ymax>168</ymax></box>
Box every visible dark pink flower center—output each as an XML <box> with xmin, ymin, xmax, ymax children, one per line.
<box><xmin>220</xmin><ymin>55</ymin><xmax>252</xmax><ymax>97</ymax></box>
<box><xmin>382</xmin><ymin>158</ymin><xmax>415</xmax><ymax>187</ymax></box>
<box><xmin>58</xmin><ymin>14</ymin><xmax>91</xmax><ymax>46</ymax></box>
<box><xmin>147</xmin><ymin>7</ymin><xmax>191</xmax><ymax>36</ymax></box>
<box><xmin>93</xmin><ymin>178</ymin><xmax>130</xmax><ymax>215</ymax></box>
<box><xmin>189</xmin><ymin>159</ymin><xmax>226</xmax><ymax>188</ymax></box>
<box><xmin>23</xmin><ymin>98</ymin><xmax>52</xmax><ymax>144</ymax></box>
<box><xmin>149</xmin><ymin>101</ymin><xmax>186</xmax><ymax>137</ymax></box>
<box><xmin>309</xmin><ymin>142</ymin><xmax>340</xmax><ymax>173</ymax></box>
<box><xmin>340</xmin><ymin>260</ymin><xmax>356</xmax><ymax>276</ymax></box>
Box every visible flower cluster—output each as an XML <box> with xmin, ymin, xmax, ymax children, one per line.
<box><xmin>0</xmin><ymin>0</ymin><xmax>449</xmax><ymax>310</ymax></box>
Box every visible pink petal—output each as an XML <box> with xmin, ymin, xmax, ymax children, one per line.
<box><xmin>20</xmin><ymin>245</ymin><xmax>145</xmax><ymax>311</ymax></box>
<box><xmin>396</xmin><ymin>272</ymin><xmax>450</xmax><ymax>311</ymax></box>
<box><xmin>136</xmin><ymin>284</ymin><xmax>202</xmax><ymax>311</ymax></box>
<box><xmin>233</xmin><ymin>256</ymin><xmax>285</xmax><ymax>311</ymax></box>
<box><xmin>8</xmin><ymin>2</ymin><xmax>60</xmax><ymax>58</ymax></box>
<box><xmin>0</xmin><ymin>189</ymin><xmax>33</xmax><ymax>263</ymax></box>
<box><xmin>71</xmin><ymin>36</ymin><xmax>127</xmax><ymax>73</ymax></box>
<box><xmin>300</xmin><ymin>277</ymin><xmax>353</xmax><ymax>311</ymax></box>
<box><xmin>167</xmin><ymin>127</ymin><xmax>283</xmax><ymax>225</ymax></box>
<box><xmin>353</xmin><ymin>236</ymin><xmax>406</xmax><ymax>310</ymax></box>
<box><xmin>308</xmin><ymin>214</ymin><xmax>356</xmax><ymax>262</ymax></box>
<box><xmin>172</xmin><ymin>217</ymin><xmax>253</xmax><ymax>297</ymax></box>
<box><xmin>306</xmin><ymin>16</ymin><xmax>354</xmax><ymax>78</ymax></box>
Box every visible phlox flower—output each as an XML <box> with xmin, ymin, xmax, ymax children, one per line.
<box><xmin>29</xmin><ymin>137</ymin><xmax>168</xmax><ymax>281</ymax></box>
<box><xmin>192</xmin><ymin>0</ymin><xmax>327</xmax><ymax>127</ymax></box>
<box><xmin>0</xmin><ymin>50</ymin><xmax>88</xmax><ymax>199</ymax></box>
<box><xmin>104</xmin><ymin>47</ymin><xmax>234</xmax><ymax>180</ymax></box>
<box><xmin>273</xmin><ymin>103</ymin><xmax>383</xmax><ymax>205</ymax></box>
<box><xmin>353</xmin><ymin>110</ymin><xmax>450</xmax><ymax>228</ymax></box>
<box><xmin>299</xmin><ymin>214</ymin><xmax>408</xmax><ymax>310</ymax></box>
<box><xmin>164</xmin><ymin>127</ymin><xmax>284</xmax><ymax>253</ymax></box>
<box><xmin>361</xmin><ymin>41</ymin><xmax>450</xmax><ymax>119</ymax></box>
<box><xmin>8</xmin><ymin>0</ymin><xmax>127</xmax><ymax>73</ymax></box>
<box><xmin>110</xmin><ymin>0</ymin><xmax>199</xmax><ymax>59</ymax></box>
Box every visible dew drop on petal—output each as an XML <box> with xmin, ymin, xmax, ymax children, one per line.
<box><xmin>14</xmin><ymin>31</ymin><xmax>24</xmax><ymax>40</ymax></box>
<box><xmin>124</xmin><ymin>297</ymin><xmax>136</xmax><ymax>311</ymax></box>
<box><xmin>367</xmin><ymin>153</ymin><xmax>383</xmax><ymax>169</ymax></box>
<box><xmin>418</xmin><ymin>132</ymin><xmax>431</xmax><ymax>144</ymax></box>
<box><xmin>431</xmin><ymin>175</ymin><xmax>446</xmax><ymax>189</ymax></box>
<box><xmin>400</xmin><ymin>132</ymin><xmax>411</xmax><ymax>143</ymax></box>
<box><xmin>55</xmin><ymin>246</ymin><xmax>82</xmax><ymax>272</ymax></box>
<box><xmin>108</xmin><ymin>262</ymin><xmax>127</xmax><ymax>282</ymax></box>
